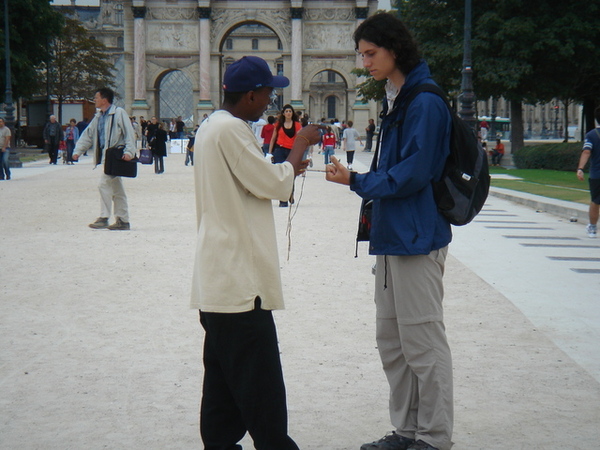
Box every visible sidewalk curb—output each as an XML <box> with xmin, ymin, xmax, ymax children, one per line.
<box><xmin>489</xmin><ymin>187</ymin><xmax>588</xmax><ymax>222</ymax></box>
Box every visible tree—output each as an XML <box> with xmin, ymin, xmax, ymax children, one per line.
<box><xmin>0</xmin><ymin>0</ymin><xmax>64</xmax><ymax>99</ymax></box>
<box><xmin>351</xmin><ymin>67</ymin><xmax>386</xmax><ymax>102</ymax></box>
<box><xmin>49</xmin><ymin>17</ymin><xmax>115</xmax><ymax>124</ymax></box>
<box><xmin>399</xmin><ymin>0</ymin><xmax>600</xmax><ymax>152</ymax></box>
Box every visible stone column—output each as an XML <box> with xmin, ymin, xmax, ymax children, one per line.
<box><xmin>131</xmin><ymin>6</ymin><xmax>149</xmax><ymax>112</ymax></box>
<box><xmin>290</xmin><ymin>7</ymin><xmax>305</xmax><ymax>111</ymax></box>
<box><xmin>197</xmin><ymin>7</ymin><xmax>214</xmax><ymax>116</ymax></box>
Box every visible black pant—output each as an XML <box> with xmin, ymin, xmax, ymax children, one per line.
<box><xmin>199</xmin><ymin>298</ymin><xmax>298</xmax><ymax>450</ymax></box>
<box><xmin>185</xmin><ymin>149</ymin><xmax>194</xmax><ymax>165</ymax></box>
<box><xmin>346</xmin><ymin>150</ymin><xmax>355</xmax><ymax>165</ymax></box>
<box><xmin>273</xmin><ymin>147</ymin><xmax>291</xmax><ymax>206</ymax></box>
<box><xmin>365</xmin><ymin>134</ymin><xmax>374</xmax><ymax>151</ymax></box>
<box><xmin>47</xmin><ymin>137</ymin><xmax>60</xmax><ymax>164</ymax></box>
<box><xmin>154</xmin><ymin>155</ymin><xmax>164</xmax><ymax>173</ymax></box>
<box><xmin>491</xmin><ymin>151</ymin><xmax>503</xmax><ymax>165</ymax></box>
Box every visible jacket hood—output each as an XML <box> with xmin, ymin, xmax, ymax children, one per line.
<box><xmin>383</xmin><ymin>60</ymin><xmax>434</xmax><ymax>115</ymax></box>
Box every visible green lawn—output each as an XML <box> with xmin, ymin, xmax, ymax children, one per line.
<box><xmin>489</xmin><ymin>167</ymin><xmax>590</xmax><ymax>205</ymax></box>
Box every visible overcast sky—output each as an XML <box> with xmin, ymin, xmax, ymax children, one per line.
<box><xmin>51</xmin><ymin>0</ymin><xmax>392</xmax><ymax>9</ymax></box>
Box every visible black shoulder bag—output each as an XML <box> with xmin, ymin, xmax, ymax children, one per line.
<box><xmin>103</xmin><ymin>115</ymin><xmax>138</xmax><ymax>178</ymax></box>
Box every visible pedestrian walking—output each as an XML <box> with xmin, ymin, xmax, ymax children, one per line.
<box><xmin>365</xmin><ymin>118</ymin><xmax>376</xmax><ymax>152</ymax></box>
<box><xmin>260</xmin><ymin>116</ymin><xmax>276</xmax><ymax>156</ymax></box>
<box><xmin>43</xmin><ymin>115</ymin><xmax>64</xmax><ymax>165</ymax></box>
<box><xmin>72</xmin><ymin>87</ymin><xmax>137</xmax><ymax>231</ymax></box>
<box><xmin>342</xmin><ymin>120</ymin><xmax>362</xmax><ymax>170</ymax></box>
<box><xmin>0</xmin><ymin>118</ymin><xmax>12</xmax><ymax>180</ymax></box>
<box><xmin>64</xmin><ymin>119</ymin><xmax>80</xmax><ymax>165</ymax></box>
<box><xmin>185</xmin><ymin>124</ymin><xmax>199</xmax><ymax>166</ymax></box>
<box><xmin>151</xmin><ymin>122</ymin><xmax>168</xmax><ymax>174</ymax></box>
<box><xmin>322</xmin><ymin>126</ymin><xmax>336</xmax><ymax>165</ymax></box>
<box><xmin>176</xmin><ymin>116</ymin><xmax>186</xmax><ymax>139</ymax></box>
<box><xmin>269</xmin><ymin>104</ymin><xmax>302</xmax><ymax>207</ymax></box>
<box><xmin>576</xmin><ymin>105</ymin><xmax>600</xmax><ymax>238</ymax></box>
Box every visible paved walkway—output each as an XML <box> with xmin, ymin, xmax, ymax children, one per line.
<box><xmin>1</xmin><ymin>149</ymin><xmax>599</xmax><ymax>449</ymax></box>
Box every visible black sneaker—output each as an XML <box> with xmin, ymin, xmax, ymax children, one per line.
<box><xmin>407</xmin><ymin>440</ymin><xmax>439</xmax><ymax>450</ymax></box>
<box><xmin>361</xmin><ymin>432</ymin><xmax>415</xmax><ymax>450</ymax></box>
<box><xmin>88</xmin><ymin>217</ymin><xmax>109</xmax><ymax>229</ymax></box>
<box><xmin>107</xmin><ymin>218</ymin><xmax>131</xmax><ymax>230</ymax></box>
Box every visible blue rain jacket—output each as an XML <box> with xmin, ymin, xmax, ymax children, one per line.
<box><xmin>350</xmin><ymin>60</ymin><xmax>452</xmax><ymax>255</ymax></box>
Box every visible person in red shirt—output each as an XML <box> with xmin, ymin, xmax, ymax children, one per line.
<box><xmin>322</xmin><ymin>126</ymin><xmax>337</xmax><ymax>165</ymax></box>
<box><xmin>491</xmin><ymin>138</ymin><xmax>505</xmax><ymax>165</ymax></box>
<box><xmin>260</xmin><ymin>115</ymin><xmax>276</xmax><ymax>155</ymax></box>
<box><xmin>269</xmin><ymin>105</ymin><xmax>302</xmax><ymax>207</ymax></box>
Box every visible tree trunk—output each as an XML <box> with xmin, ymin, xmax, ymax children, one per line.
<box><xmin>510</xmin><ymin>100</ymin><xmax>524</xmax><ymax>153</ymax></box>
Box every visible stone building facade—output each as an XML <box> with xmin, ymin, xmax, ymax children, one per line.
<box><xmin>61</xmin><ymin>0</ymin><xmax>581</xmax><ymax>140</ymax></box>
<box><xmin>64</xmin><ymin>0</ymin><xmax>380</xmax><ymax>129</ymax></box>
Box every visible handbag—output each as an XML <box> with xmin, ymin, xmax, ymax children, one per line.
<box><xmin>103</xmin><ymin>115</ymin><xmax>138</xmax><ymax>177</ymax></box>
<box><xmin>104</xmin><ymin>145</ymin><xmax>138</xmax><ymax>178</ymax></box>
<box><xmin>357</xmin><ymin>199</ymin><xmax>373</xmax><ymax>242</ymax></box>
<box><xmin>355</xmin><ymin>131</ymin><xmax>382</xmax><ymax>247</ymax></box>
<box><xmin>138</xmin><ymin>148</ymin><xmax>153</xmax><ymax>165</ymax></box>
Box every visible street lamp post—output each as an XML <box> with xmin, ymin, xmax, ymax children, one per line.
<box><xmin>458</xmin><ymin>0</ymin><xmax>477</xmax><ymax>132</ymax></box>
<box><xmin>3</xmin><ymin>0</ymin><xmax>22</xmax><ymax>168</ymax></box>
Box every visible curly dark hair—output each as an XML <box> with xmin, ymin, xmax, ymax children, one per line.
<box><xmin>353</xmin><ymin>12</ymin><xmax>421</xmax><ymax>76</ymax></box>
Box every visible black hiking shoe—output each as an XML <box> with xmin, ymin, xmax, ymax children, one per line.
<box><xmin>360</xmin><ymin>431</ymin><xmax>415</xmax><ymax>450</ymax></box>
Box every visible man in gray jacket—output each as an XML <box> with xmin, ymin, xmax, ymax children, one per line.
<box><xmin>73</xmin><ymin>87</ymin><xmax>137</xmax><ymax>230</ymax></box>
<box><xmin>43</xmin><ymin>115</ymin><xmax>64</xmax><ymax>165</ymax></box>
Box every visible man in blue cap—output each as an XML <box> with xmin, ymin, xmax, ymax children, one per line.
<box><xmin>191</xmin><ymin>56</ymin><xmax>322</xmax><ymax>449</ymax></box>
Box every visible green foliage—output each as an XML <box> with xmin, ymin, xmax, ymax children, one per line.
<box><xmin>50</xmin><ymin>18</ymin><xmax>115</xmax><ymax>104</ymax></box>
<box><xmin>351</xmin><ymin>68</ymin><xmax>386</xmax><ymax>102</ymax></box>
<box><xmin>512</xmin><ymin>143</ymin><xmax>582</xmax><ymax>171</ymax></box>
<box><xmin>394</xmin><ymin>0</ymin><xmax>600</xmax><ymax>106</ymax></box>
<box><xmin>0</xmin><ymin>0</ymin><xmax>64</xmax><ymax>99</ymax></box>
<box><xmin>399</xmin><ymin>0</ymin><xmax>464</xmax><ymax>94</ymax></box>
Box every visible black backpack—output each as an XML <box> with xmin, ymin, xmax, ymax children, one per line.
<box><xmin>403</xmin><ymin>84</ymin><xmax>490</xmax><ymax>226</ymax></box>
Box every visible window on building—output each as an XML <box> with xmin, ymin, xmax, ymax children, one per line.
<box><xmin>117</xmin><ymin>36</ymin><xmax>124</xmax><ymax>49</ymax></box>
<box><xmin>226</xmin><ymin>38</ymin><xmax>233</xmax><ymax>50</ymax></box>
<box><xmin>115</xmin><ymin>4</ymin><xmax>124</xmax><ymax>26</ymax></box>
<box><xmin>276</xmin><ymin>62</ymin><xmax>284</xmax><ymax>77</ymax></box>
<box><xmin>327</xmin><ymin>96</ymin><xmax>336</xmax><ymax>119</ymax></box>
<box><xmin>252</xmin><ymin>39</ymin><xmax>259</xmax><ymax>50</ymax></box>
<box><xmin>277</xmin><ymin>39</ymin><xmax>282</xmax><ymax>50</ymax></box>
<box><xmin>327</xmin><ymin>71</ymin><xmax>336</xmax><ymax>83</ymax></box>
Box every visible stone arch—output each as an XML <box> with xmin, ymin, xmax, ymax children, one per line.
<box><xmin>307</xmin><ymin>68</ymin><xmax>351</xmax><ymax>121</ymax></box>
<box><xmin>212</xmin><ymin>19</ymin><xmax>287</xmax><ymax>110</ymax></box>
<box><xmin>210</xmin><ymin>9</ymin><xmax>291</xmax><ymax>53</ymax></box>
<box><xmin>303</xmin><ymin>65</ymin><xmax>354</xmax><ymax>94</ymax></box>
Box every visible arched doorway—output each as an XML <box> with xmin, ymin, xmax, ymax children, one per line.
<box><xmin>309</xmin><ymin>70</ymin><xmax>348</xmax><ymax>121</ymax></box>
<box><xmin>219</xmin><ymin>22</ymin><xmax>283</xmax><ymax>115</ymax></box>
<box><xmin>156</xmin><ymin>70</ymin><xmax>194</xmax><ymax>127</ymax></box>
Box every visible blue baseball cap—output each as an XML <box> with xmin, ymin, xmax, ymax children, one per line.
<box><xmin>223</xmin><ymin>56</ymin><xmax>289</xmax><ymax>92</ymax></box>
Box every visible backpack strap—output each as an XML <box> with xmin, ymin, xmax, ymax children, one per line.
<box><xmin>401</xmin><ymin>83</ymin><xmax>451</xmax><ymax>117</ymax></box>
